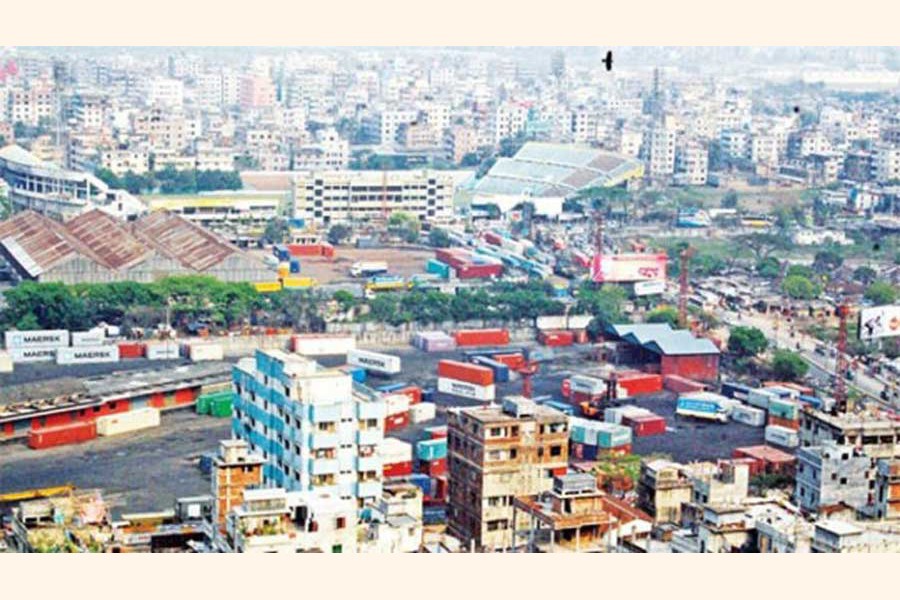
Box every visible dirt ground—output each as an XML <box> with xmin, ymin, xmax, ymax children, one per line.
<box><xmin>253</xmin><ymin>246</ymin><xmax>436</xmax><ymax>284</ymax></box>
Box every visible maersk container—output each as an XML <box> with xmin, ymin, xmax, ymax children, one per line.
<box><xmin>570</xmin><ymin>375</ymin><xmax>606</xmax><ymax>396</ymax></box>
<box><xmin>747</xmin><ymin>388</ymin><xmax>779</xmax><ymax>410</ymax></box>
<box><xmin>96</xmin><ymin>407</ymin><xmax>161</xmax><ymax>437</ymax></box>
<box><xmin>731</xmin><ymin>404</ymin><xmax>766</xmax><ymax>427</ymax></box>
<box><xmin>71</xmin><ymin>329</ymin><xmax>106</xmax><ymax>346</ymax></box>
<box><xmin>348</xmin><ymin>349</ymin><xmax>401</xmax><ymax>375</ymax></box>
<box><xmin>437</xmin><ymin>377</ymin><xmax>495</xmax><ymax>401</ymax></box>
<box><xmin>4</xmin><ymin>329</ymin><xmax>70</xmax><ymax>350</ymax></box>
<box><xmin>57</xmin><ymin>345</ymin><xmax>120</xmax><ymax>365</ymax></box>
<box><xmin>471</xmin><ymin>356</ymin><xmax>510</xmax><ymax>383</ymax></box>
<box><xmin>765</xmin><ymin>425</ymin><xmax>799</xmax><ymax>448</ymax></box>
<box><xmin>186</xmin><ymin>343</ymin><xmax>224</xmax><ymax>362</ymax></box>
<box><xmin>8</xmin><ymin>347</ymin><xmax>57</xmax><ymax>363</ymax></box>
<box><xmin>146</xmin><ymin>341</ymin><xmax>180</xmax><ymax>360</ymax></box>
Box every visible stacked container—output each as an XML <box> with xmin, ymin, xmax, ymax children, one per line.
<box><xmin>569</xmin><ymin>375</ymin><xmax>607</xmax><ymax>405</ymax></box>
<box><xmin>767</xmin><ymin>397</ymin><xmax>801</xmax><ymax>430</ymax></box>
<box><xmin>347</xmin><ymin>348</ymin><xmax>401</xmax><ymax>375</ymax></box>
<box><xmin>604</xmin><ymin>405</ymin><xmax>655</xmax><ymax>425</ymax></box>
<box><xmin>146</xmin><ymin>341</ymin><xmax>180</xmax><ymax>360</ymax></box>
<box><xmin>453</xmin><ymin>329</ymin><xmax>509</xmax><ymax>347</ymax></box>
<box><xmin>383</xmin><ymin>393</ymin><xmax>411</xmax><ymax>432</ymax></box>
<box><xmin>416</xmin><ymin>438</ymin><xmax>448</xmax><ymax>476</ymax></box>
<box><xmin>615</xmin><ymin>372</ymin><xmax>663</xmax><ymax>397</ymax></box>
<box><xmin>291</xmin><ymin>334</ymin><xmax>355</xmax><ymax>356</ymax></box>
<box><xmin>437</xmin><ymin>360</ymin><xmax>495</xmax><ymax>401</ymax></box>
<box><xmin>410</xmin><ymin>402</ymin><xmax>436</xmax><ymax>423</ymax></box>
<box><xmin>622</xmin><ymin>413</ymin><xmax>666</xmax><ymax>437</ymax></box>
<box><xmin>731</xmin><ymin>404</ymin><xmax>766</xmax><ymax>427</ymax></box>
<box><xmin>538</xmin><ymin>330</ymin><xmax>575</xmax><ymax>347</ymax></box>
<box><xmin>569</xmin><ymin>417</ymin><xmax>632</xmax><ymax>458</ymax></box>
<box><xmin>412</xmin><ymin>331</ymin><xmax>457</xmax><ymax>353</ymax></box>
<box><xmin>765</xmin><ymin>425</ymin><xmax>799</xmax><ymax>449</ymax></box>
<box><xmin>380</xmin><ymin>437</ymin><xmax>413</xmax><ymax>478</ymax></box>
<box><xmin>470</xmin><ymin>356</ymin><xmax>510</xmax><ymax>383</ymax></box>
<box><xmin>663</xmin><ymin>374</ymin><xmax>707</xmax><ymax>393</ymax></box>
<box><xmin>57</xmin><ymin>345</ymin><xmax>120</xmax><ymax>365</ymax></box>
<box><xmin>747</xmin><ymin>388</ymin><xmax>779</xmax><ymax>410</ymax></box>
<box><xmin>184</xmin><ymin>342</ymin><xmax>224</xmax><ymax>362</ymax></box>
<box><xmin>117</xmin><ymin>342</ymin><xmax>145</xmax><ymax>359</ymax></box>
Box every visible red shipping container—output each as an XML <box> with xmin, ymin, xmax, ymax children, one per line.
<box><xmin>383</xmin><ymin>460</ymin><xmax>414</xmax><ymax>478</ymax></box>
<box><xmin>493</xmin><ymin>353</ymin><xmax>525</xmax><ymax>370</ymax></box>
<box><xmin>320</xmin><ymin>244</ymin><xmax>335</xmax><ymax>258</ymax></box>
<box><xmin>4</xmin><ymin>422</ymin><xmax>14</xmax><ymax>436</ymax></box>
<box><xmin>117</xmin><ymin>342</ymin><xmax>145</xmax><ymax>359</ymax></box>
<box><xmin>768</xmin><ymin>415</ymin><xmax>800</xmax><ymax>430</ymax></box>
<box><xmin>28</xmin><ymin>420</ymin><xmax>97</xmax><ymax>450</ymax></box>
<box><xmin>419</xmin><ymin>457</ymin><xmax>447</xmax><ymax>477</ymax></box>
<box><xmin>384</xmin><ymin>411</ymin><xmax>410</xmax><ymax>432</ymax></box>
<box><xmin>435</xmin><ymin>248</ymin><xmax>468</xmax><ymax>269</ymax></box>
<box><xmin>538</xmin><ymin>330</ymin><xmax>575</xmax><ymax>347</ymax></box>
<box><xmin>551</xmin><ymin>466</ymin><xmax>568</xmax><ymax>477</ymax></box>
<box><xmin>483</xmin><ymin>232</ymin><xmax>503</xmax><ymax>246</ymax></box>
<box><xmin>617</xmin><ymin>373</ymin><xmax>663</xmax><ymax>396</ymax></box>
<box><xmin>561</xmin><ymin>378</ymin><xmax>571</xmax><ymax>398</ymax></box>
<box><xmin>287</xmin><ymin>244</ymin><xmax>322</xmax><ymax>257</ymax></box>
<box><xmin>455</xmin><ymin>263</ymin><xmax>503</xmax><ymax>279</ymax></box>
<box><xmin>571</xmin><ymin>389</ymin><xmax>603</xmax><ymax>405</ymax></box>
<box><xmin>438</xmin><ymin>360</ymin><xmax>494</xmax><ymax>386</ymax></box>
<box><xmin>174</xmin><ymin>387</ymin><xmax>197</xmax><ymax>405</ymax></box>
<box><xmin>433</xmin><ymin>476</ymin><xmax>448</xmax><ymax>500</ymax></box>
<box><xmin>573</xmin><ymin>330</ymin><xmax>589</xmax><ymax>344</ymax></box>
<box><xmin>453</xmin><ymin>329</ymin><xmax>510</xmax><ymax>347</ymax></box>
<box><xmin>427</xmin><ymin>426</ymin><xmax>448</xmax><ymax>439</ymax></box>
<box><xmin>624</xmin><ymin>414</ymin><xmax>666</xmax><ymax>437</ymax></box>
<box><xmin>663</xmin><ymin>375</ymin><xmax>708</xmax><ymax>393</ymax></box>
<box><xmin>395</xmin><ymin>385</ymin><xmax>422</xmax><ymax>405</ymax></box>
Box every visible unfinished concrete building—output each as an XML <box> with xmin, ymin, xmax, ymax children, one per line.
<box><xmin>447</xmin><ymin>397</ymin><xmax>569</xmax><ymax>551</ymax></box>
<box><xmin>795</xmin><ymin>443</ymin><xmax>875</xmax><ymax>515</ymax></box>
<box><xmin>874</xmin><ymin>459</ymin><xmax>900</xmax><ymax>520</ymax></box>
<box><xmin>637</xmin><ymin>459</ymin><xmax>693</xmax><ymax>524</ymax></box>
<box><xmin>211</xmin><ymin>439</ymin><xmax>264</xmax><ymax>535</ymax></box>
<box><xmin>799</xmin><ymin>409</ymin><xmax>900</xmax><ymax>460</ymax></box>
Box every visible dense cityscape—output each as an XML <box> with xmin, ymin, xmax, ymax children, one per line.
<box><xmin>0</xmin><ymin>46</ymin><xmax>899</xmax><ymax>553</ymax></box>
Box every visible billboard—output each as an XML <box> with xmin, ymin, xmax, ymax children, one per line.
<box><xmin>858</xmin><ymin>305</ymin><xmax>900</xmax><ymax>340</ymax></box>
<box><xmin>591</xmin><ymin>253</ymin><xmax>667</xmax><ymax>283</ymax></box>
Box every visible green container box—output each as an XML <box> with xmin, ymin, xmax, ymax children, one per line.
<box><xmin>209</xmin><ymin>396</ymin><xmax>233</xmax><ymax>418</ymax></box>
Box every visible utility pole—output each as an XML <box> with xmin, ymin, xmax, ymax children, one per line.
<box><xmin>678</xmin><ymin>246</ymin><xmax>695</xmax><ymax>329</ymax></box>
<box><xmin>833</xmin><ymin>302</ymin><xmax>851</xmax><ymax>415</ymax></box>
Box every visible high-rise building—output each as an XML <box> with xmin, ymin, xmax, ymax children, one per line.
<box><xmin>447</xmin><ymin>396</ymin><xmax>569</xmax><ymax>551</ymax></box>
<box><xmin>231</xmin><ymin>350</ymin><xmax>386</xmax><ymax>508</ymax></box>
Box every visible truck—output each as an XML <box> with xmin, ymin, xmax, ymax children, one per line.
<box><xmin>365</xmin><ymin>275</ymin><xmax>409</xmax><ymax>292</ymax></box>
<box><xmin>350</xmin><ymin>261</ymin><xmax>389</xmax><ymax>278</ymax></box>
<box><xmin>676</xmin><ymin>396</ymin><xmax>730</xmax><ymax>423</ymax></box>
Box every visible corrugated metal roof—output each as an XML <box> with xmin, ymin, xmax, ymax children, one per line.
<box><xmin>132</xmin><ymin>210</ymin><xmax>238</xmax><ymax>271</ymax></box>
<box><xmin>608</xmin><ymin>323</ymin><xmax>719</xmax><ymax>356</ymax></box>
<box><xmin>0</xmin><ymin>211</ymin><xmax>78</xmax><ymax>275</ymax></box>
<box><xmin>64</xmin><ymin>210</ymin><xmax>152</xmax><ymax>271</ymax></box>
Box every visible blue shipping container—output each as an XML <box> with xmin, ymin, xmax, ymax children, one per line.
<box><xmin>471</xmin><ymin>356</ymin><xmax>510</xmax><ymax>383</ymax></box>
<box><xmin>540</xmin><ymin>399</ymin><xmax>577</xmax><ymax>416</ymax></box>
<box><xmin>409</xmin><ymin>474</ymin><xmax>432</xmax><ymax>497</ymax></box>
<box><xmin>289</xmin><ymin>259</ymin><xmax>301</xmax><ymax>274</ymax></box>
<box><xmin>421</xmin><ymin>388</ymin><xmax>435</xmax><ymax>403</ymax></box>
<box><xmin>273</xmin><ymin>245</ymin><xmax>290</xmax><ymax>261</ymax></box>
<box><xmin>377</xmin><ymin>382</ymin><xmax>408</xmax><ymax>393</ymax></box>
<box><xmin>417</xmin><ymin>438</ymin><xmax>448</xmax><ymax>461</ymax></box>
<box><xmin>721</xmin><ymin>381</ymin><xmax>752</xmax><ymax>400</ymax></box>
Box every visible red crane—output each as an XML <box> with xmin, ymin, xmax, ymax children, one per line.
<box><xmin>833</xmin><ymin>303</ymin><xmax>851</xmax><ymax>415</ymax></box>
<box><xmin>678</xmin><ymin>246</ymin><xmax>695</xmax><ymax>329</ymax></box>
<box><xmin>517</xmin><ymin>361</ymin><xmax>540</xmax><ymax>399</ymax></box>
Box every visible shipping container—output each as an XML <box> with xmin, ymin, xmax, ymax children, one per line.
<box><xmin>380</xmin><ymin>437</ymin><xmax>413</xmax><ymax>461</ymax></box>
<box><xmin>663</xmin><ymin>374</ymin><xmax>708</xmax><ymax>393</ymax></box>
<box><xmin>254</xmin><ymin>282</ymin><xmax>283</xmax><ymax>293</ymax></box>
<box><xmin>676</xmin><ymin>396</ymin><xmax>729</xmax><ymax>423</ymax></box>
<box><xmin>616</xmin><ymin>373</ymin><xmax>663</xmax><ymax>396</ymax></box>
<box><xmin>470</xmin><ymin>356</ymin><xmax>510</xmax><ymax>383</ymax></box>
<box><xmin>394</xmin><ymin>385</ymin><xmax>422</xmax><ymax>405</ymax></box>
<box><xmin>4</xmin><ymin>329</ymin><xmax>70</xmax><ymax>350</ymax></box>
<box><xmin>453</xmin><ymin>329</ymin><xmax>509</xmax><ymax>347</ymax></box>
<box><xmin>347</xmin><ymin>349</ymin><xmax>402</xmax><ymax>375</ymax></box>
<box><xmin>493</xmin><ymin>352</ymin><xmax>525</xmax><ymax>370</ymax></box>
<box><xmin>96</xmin><ymin>408</ymin><xmax>161</xmax><ymax>437</ymax></box>
<box><xmin>603</xmin><ymin>405</ymin><xmax>654</xmax><ymax>425</ymax></box>
<box><xmin>0</xmin><ymin>350</ymin><xmax>12</xmax><ymax>373</ymax></box>
<box><xmin>117</xmin><ymin>342</ymin><xmax>145</xmax><ymax>359</ymax></box>
<box><xmin>28</xmin><ymin>421</ymin><xmax>97</xmax><ymax>450</ymax></box>
<box><xmin>535</xmin><ymin>315</ymin><xmax>569</xmax><ymax>331</ymax></box>
<box><xmin>410</xmin><ymin>402</ymin><xmax>436</xmax><ymax>423</ymax></box>
<box><xmin>383</xmin><ymin>461</ymin><xmax>414</xmax><ymax>478</ymax></box>
<box><xmin>731</xmin><ymin>404</ymin><xmax>766</xmax><ymax>427</ymax></box>
<box><xmin>768</xmin><ymin>397</ymin><xmax>801</xmax><ymax>421</ymax></box>
<box><xmin>384</xmin><ymin>411</ymin><xmax>410</xmax><ymax>432</ymax></box>
<box><xmin>8</xmin><ymin>347</ymin><xmax>57</xmax><ymax>363</ymax></box>
<box><xmin>71</xmin><ymin>329</ymin><xmax>106</xmax><ymax>346</ymax></box>
<box><xmin>764</xmin><ymin>425</ymin><xmax>799</xmax><ymax>449</ymax></box>
<box><xmin>539</xmin><ymin>399</ymin><xmax>577</xmax><ymax>416</ymax></box>
<box><xmin>426</xmin><ymin>259</ymin><xmax>452</xmax><ymax>279</ymax></box>
<box><xmin>292</xmin><ymin>334</ymin><xmax>356</xmax><ymax>356</ymax></box>
<box><xmin>437</xmin><ymin>360</ymin><xmax>494</xmax><ymax>386</ymax></box>
<box><xmin>416</xmin><ymin>438</ymin><xmax>448</xmax><ymax>461</ymax></box>
<box><xmin>747</xmin><ymin>388</ymin><xmax>779</xmax><ymax>410</ymax></box>
<box><xmin>350</xmin><ymin>261</ymin><xmax>389</xmax><ymax>278</ymax></box>
<box><xmin>721</xmin><ymin>381</ymin><xmax>753</xmax><ymax>401</ymax></box>
<box><xmin>186</xmin><ymin>343</ymin><xmax>224</xmax><ymax>362</ymax></box>
<box><xmin>145</xmin><ymin>341</ymin><xmax>180</xmax><ymax>360</ymax></box>
<box><xmin>436</xmin><ymin>377</ymin><xmax>495</xmax><ymax>401</ymax></box>
<box><xmin>419</xmin><ymin>457</ymin><xmax>447</xmax><ymax>477</ymax></box>
<box><xmin>623</xmin><ymin>414</ymin><xmax>666</xmax><ymax>437</ymax></box>
<box><xmin>412</xmin><ymin>331</ymin><xmax>457</xmax><ymax>353</ymax></box>
<box><xmin>767</xmin><ymin>415</ymin><xmax>800</xmax><ymax>430</ymax></box>
<box><xmin>570</xmin><ymin>375</ymin><xmax>607</xmax><ymax>396</ymax></box>
<box><xmin>425</xmin><ymin>425</ymin><xmax>447</xmax><ymax>439</ymax></box>
<box><xmin>57</xmin><ymin>345</ymin><xmax>120</xmax><ymax>365</ymax></box>
<box><xmin>384</xmin><ymin>393</ymin><xmax>411</xmax><ymax>416</ymax></box>
<box><xmin>282</xmin><ymin>277</ymin><xmax>316</xmax><ymax>289</ymax></box>
<box><xmin>538</xmin><ymin>330</ymin><xmax>575</xmax><ymax>347</ymax></box>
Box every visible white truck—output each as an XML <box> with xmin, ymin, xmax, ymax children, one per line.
<box><xmin>350</xmin><ymin>261</ymin><xmax>389</xmax><ymax>278</ymax></box>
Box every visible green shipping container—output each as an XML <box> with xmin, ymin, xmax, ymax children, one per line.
<box><xmin>209</xmin><ymin>396</ymin><xmax>233</xmax><ymax>418</ymax></box>
<box><xmin>195</xmin><ymin>396</ymin><xmax>211</xmax><ymax>415</ymax></box>
<box><xmin>769</xmin><ymin>398</ymin><xmax>799</xmax><ymax>420</ymax></box>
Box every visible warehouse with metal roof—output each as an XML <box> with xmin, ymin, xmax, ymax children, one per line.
<box><xmin>472</xmin><ymin>142</ymin><xmax>644</xmax><ymax>216</ymax></box>
<box><xmin>0</xmin><ymin>209</ymin><xmax>272</xmax><ymax>284</ymax></box>
<box><xmin>606</xmin><ymin>323</ymin><xmax>720</xmax><ymax>382</ymax></box>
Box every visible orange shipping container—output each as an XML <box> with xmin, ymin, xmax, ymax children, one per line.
<box><xmin>437</xmin><ymin>360</ymin><xmax>494</xmax><ymax>386</ymax></box>
<box><xmin>453</xmin><ymin>329</ymin><xmax>509</xmax><ymax>347</ymax></box>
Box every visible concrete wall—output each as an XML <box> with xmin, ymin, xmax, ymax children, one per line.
<box><xmin>325</xmin><ymin>319</ymin><xmax>537</xmax><ymax>348</ymax></box>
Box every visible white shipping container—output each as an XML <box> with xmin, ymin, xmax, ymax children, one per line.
<box><xmin>570</xmin><ymin>375</ymin><xmax>606</xmax><ymax>395</ymax></box>
<box><xmin>566</xmin><ymin>315</ymin><xmax>593</xmax><ymax>330</ymax></box>
<box><xmin>187</xmin><ymin>343</ymin><xmax>224</xmax><ymax>362</ymax></box>
<box><xmin>146</xmin><ymin>341</ymin><xmax>180</xmax><ymax>360</ymax></box>
<box><xmin>347</xmin><ymin>349</ymin><xmax>401</xmax><ymax>375</ymax></box>
<box><xmin>731</xmin><ymin>404</ymin><xmax>766</xmax><ymax>427</ymax></box>
<box><xmin>379</xmin><ymin>437</ymin><xmax>413</xmax><ymax>463</ymax></box>
<box><xmin>0</xmin><ymin>350</ymin><xmax>12</xmax><ymax>373</ymax></box>
<box><xmin>105</xmin><ymin>325</ymin><xmax>122</xmax><ymax>338</ymax></box>
<box><xmin>437</xmin><ymin>377</ymin><xmax>496</xmax><ymax>401</ymax></box>
<box><xmin>409</xmin><ymin>402</ymin><xmax>437</xmax><ymax>423</ymax></box>
<box><xmin>292</xmin><ymin>335</ymin><xmax>356</xmax><ymax>356</ymax></box>
<box><xmin>383</xmin><ymin>393</ymin><xmax>411</xmax><ymax>416</ymax></box>
<box><xmin>71</xmin><ymin>329</ymin><xmax>106</xmax><ymax>346</ymax></box>
<box><xmin>57</xmin><ymin>345</ymin><xmax>119</xmax><ymax>365</ymax></box>
<box><xmin>765</xmin><ymin>425</ymin><xmax>799</xmax><ymax>448</ymax></box>
<box><xmin>8</xmin><ymin>347</ymin><xmax>57</xmax><ymax>363</ymax></box>
<box><xmin>96</xmin><ymin>408</ymin><xmax>161</xmax><ymax>437</ymax></box>
<box><xmin>536</xmin><ymin>315</ymin><xmax>568</xmax><ymax>331</ymax></box>
<box><xmin>4</xmin><ymin>329</ymin><xmax>70</xmax><ymax>350</ymax></box>
<box><xmin>747</xmin><ymin>388</ymin><xmax>778</xmax><ymax>410</ymax></box>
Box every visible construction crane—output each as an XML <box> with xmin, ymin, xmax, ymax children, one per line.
<box><xmin>516</xmin><ymin>361</ymin><xmax>540</xmax><ymax>399</ymax></box>
<box><xmin>833</xmin><ymin>303</ymin><xmax>852</xmax><ymax>415</ymax></box>
<box><xmin>678</xmin><ymin>246</ymin><xmax>696</xmax><ymax>329</ymax></box>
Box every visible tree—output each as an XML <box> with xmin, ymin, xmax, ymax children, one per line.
<box><xmin>721</xmin><ymin>190</ymin><xmax>739</xmax><ymax>209</ymax></box>
<box><xmin>460</xmin><ymin>152</ymin><xmax>481</xmax><ymax>167</ymax></box>
<box><xmin>782</xmin><ymin>274</ymin><xmax>820</xmax><ymax>300</ymax></box>
<box><xmin>263</xmin><ymin>218</ymin><xmax>291</xmax><ymax>244</ymax></box>
<box><xmin>852</xmin><ymin>266</ymin><xmax>878</xmax><ymax>285</ymax></box>
<box><xmin>728</xmin><ymin>326</ymin><xmax>768</xmax><ymax>358</ymax></box>
<box><xmin>813</xmin><ymin>248</ymin><xmax>843</xmax><ymax>274</ymax></box>
<box><xmin>864</xmin><ymin>281</ymin><xmax>898</xmax><ymax>306</ymax></box>
<box><xmin>786</xmin><ymin>264</ymin><xmax>815</xmax><ymax>279</ymax></box>
<box><xmin>756</xmin><ymin>256</ymin><xmax>781</xmax><ymax>279</ymax></box>
<box><xmin>576</xmin><ymin>283</ymin><xmax>628</xmax><ymax>331</ymax></box>
<box><xmin>646</xmin><ymin>306</ymin><xmax>679</xmax><ymax>327</ymax></box>
<box><xmin>327</xmin><ymin>224</ymin><xmax>351</xmax><ymax>245</ymax></box>
<box><xmin>771</xmin><ymin>350</ymin><xmax>809</xmax><ymax>381</ymax></box>
<box><xmin>428</xmin><ymin>228</ymin><xmax>452</xmax><ymax>248</ymax></box>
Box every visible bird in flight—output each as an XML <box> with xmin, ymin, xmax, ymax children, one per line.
<box><xmin>603</xmin><ymin>51</ymin><xmax>613</xmax><ymax>72</ymax></box>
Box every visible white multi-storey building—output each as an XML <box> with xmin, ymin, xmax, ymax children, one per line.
<box><xmin>873</xmin><ymin>144</ymin><xmax>900</xmax><ymax>183</ymax></box>
<box><xmin>231</xmin><ymin>350</ymin><xmax>386</xmax><ymax>508</ymax></box>
<box><xmin>494</xmin><ymin>101</ymin><xmax>529</xmax><ymax>144</ymax></box>
<box><xmin>146</xmin><ymin>77</ymin><xmax>185</xmax><ymax>109</ymax></box>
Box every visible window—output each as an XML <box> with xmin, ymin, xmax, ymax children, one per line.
<box><xmin>336</xmin><ymin>517</ymin><xmax>346</xmax><ymax>530</ymax></box>
<box><xmin>550</xmin><ymin>445</ymin><xmax>562</xmax><ymax>457</ymax></box>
